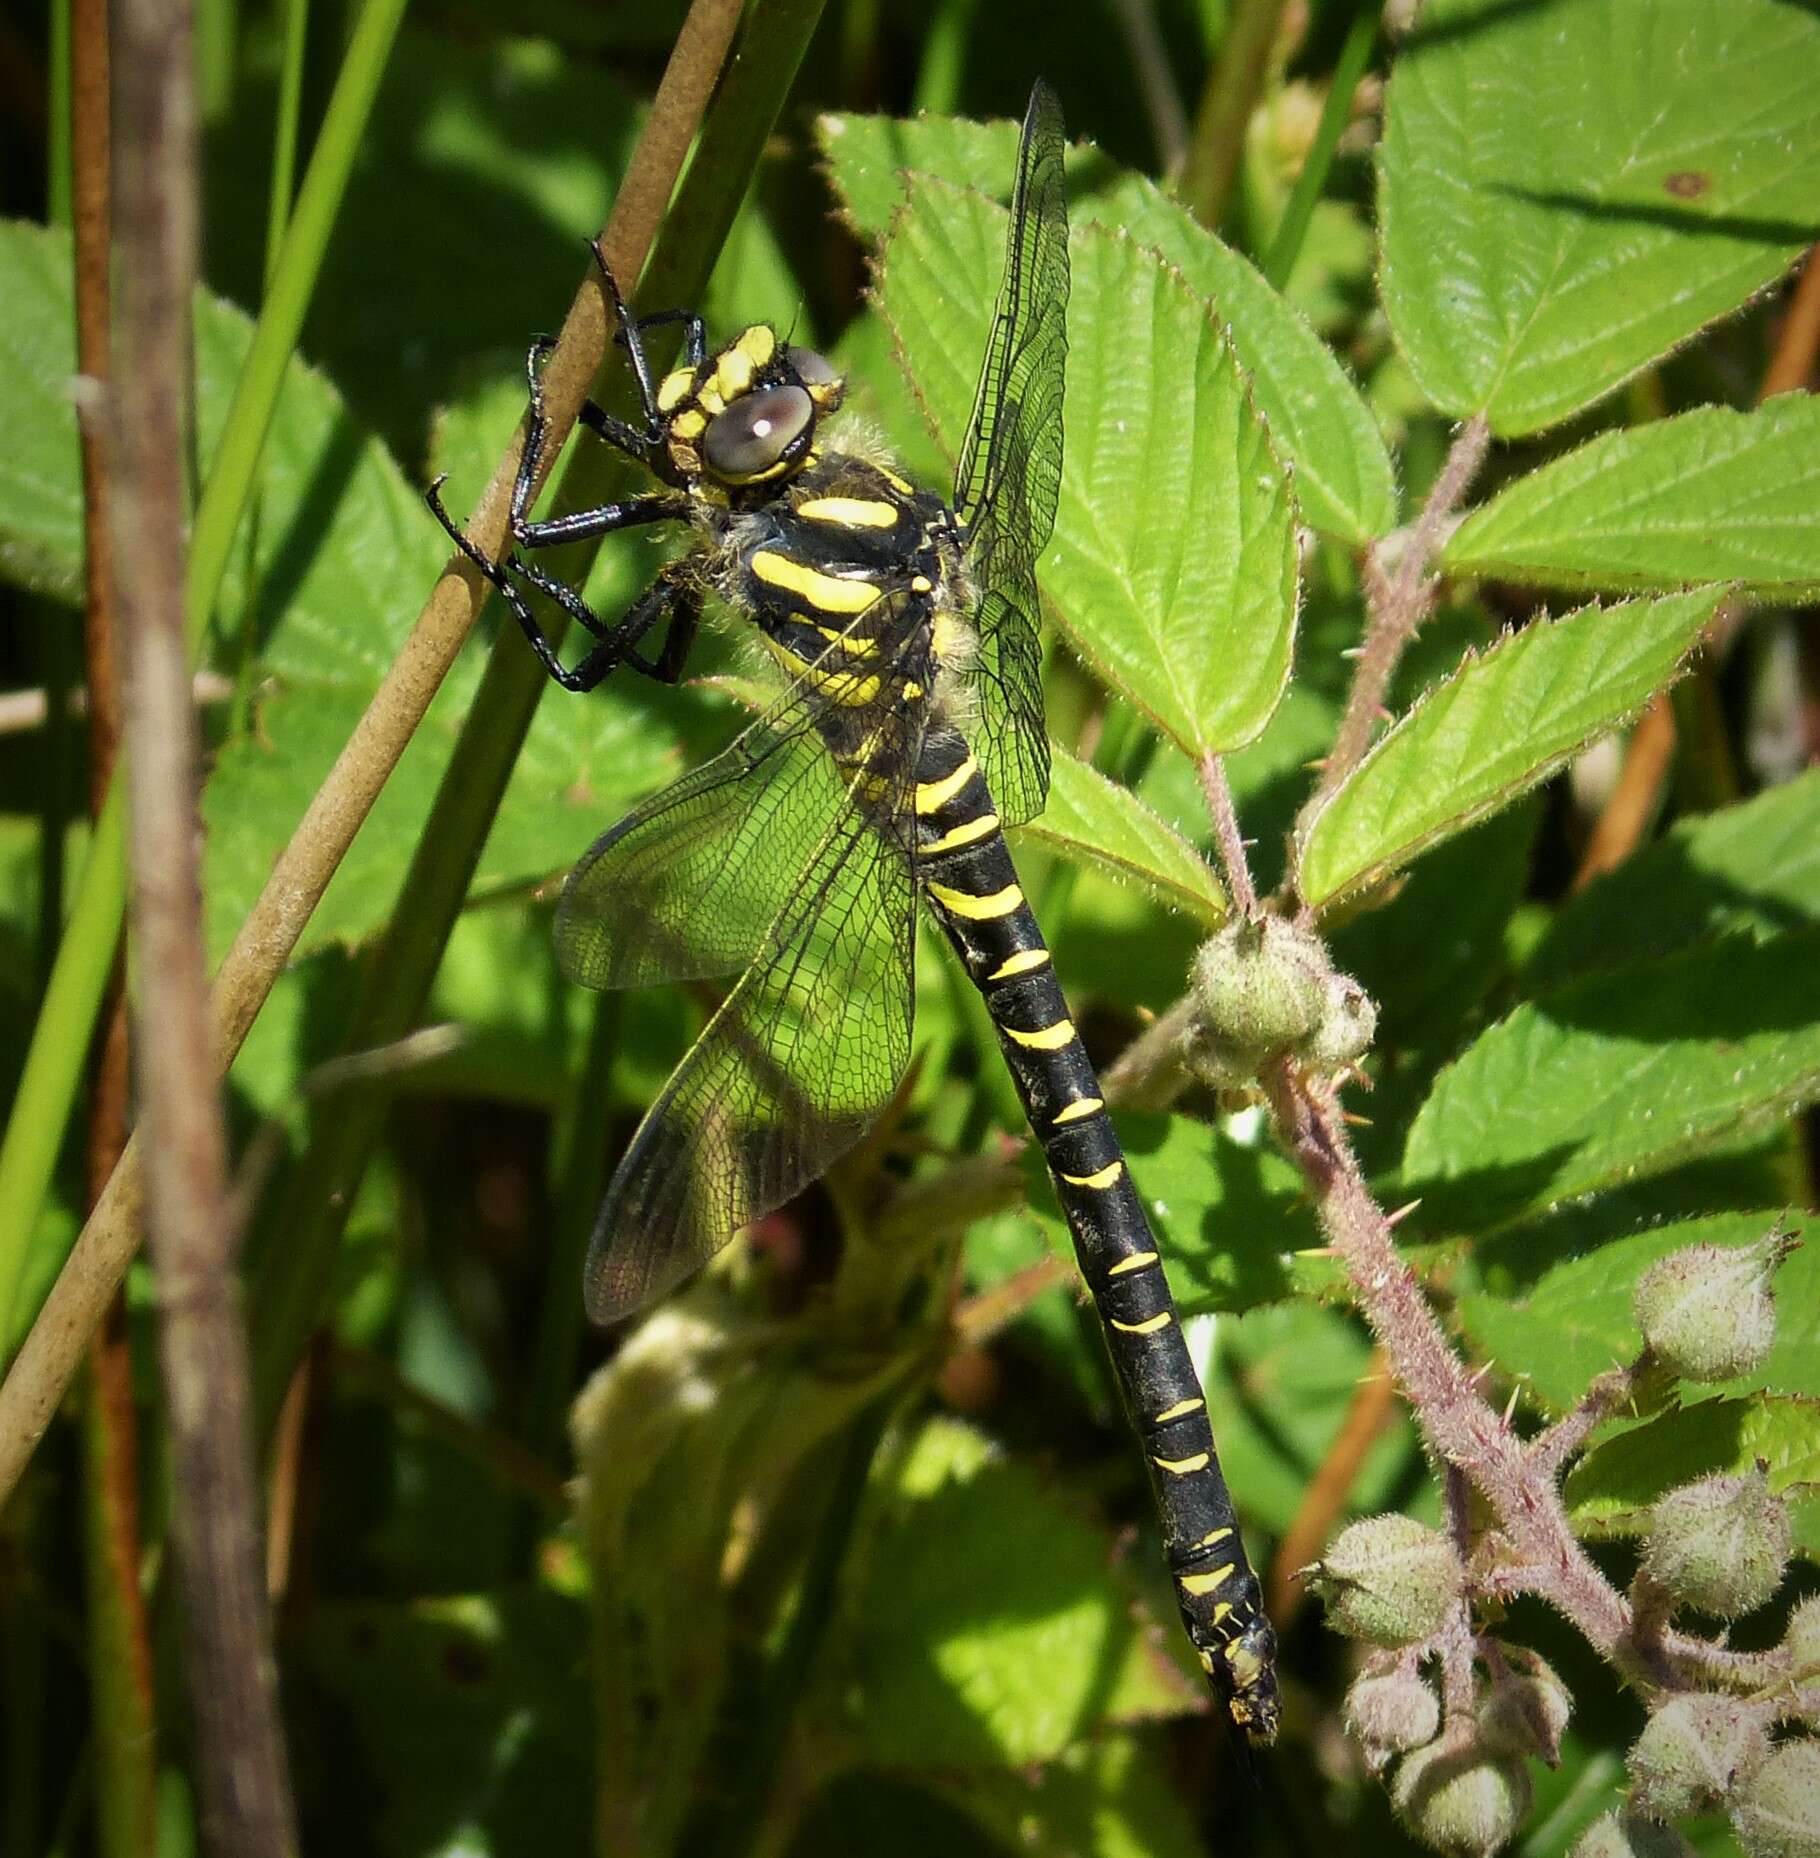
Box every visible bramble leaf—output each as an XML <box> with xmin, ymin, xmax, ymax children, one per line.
<box><xmin>1379</xmin><ymin>0</ymin><xmax>1820</xmax><ymax>435</ymax></box>
<box><xmin>1296</xmin><ymin>589</ymin><xmax>1722</xmax><ymax>911</ymax></box>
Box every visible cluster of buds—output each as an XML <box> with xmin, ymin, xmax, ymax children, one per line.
<box><xmin>1312</xmin><ymin>1229</ymin><xmax>1812</xmax><ymax>1856</ymax></box>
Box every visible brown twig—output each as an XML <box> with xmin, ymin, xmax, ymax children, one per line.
<box><xmin>1759</xmin><ymin>245</ymin><xmax>1820</xmax><ymax>401</ymax></box>
<box><xmin>0</xmin><ymin>0</ymin><xmax>743</xmax><ymax>1512</ymax></box>
<box><xmin>109</xmin><ymin>2</ymin><xmax>296</xmax><ymax>1850</ymax></box>
<box><xmin>1267</xmin><ymin>1345</ymin><xmax>1397</xmax><ymax>1625</ymax></box>
<box><xmin>71</xmin><ymin>1</ymin><xmax>157</xmax><ymax>1842</ymax></box>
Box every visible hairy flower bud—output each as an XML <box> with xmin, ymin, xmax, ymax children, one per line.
<box><xmin>1347</xmin><ymin>1670</ymin><xmax>1442</xmax><ymax>1762</ymax></box>
<box><xmin>1570</xmin><ymin>1811</ymin><xmax>1697</xmax><ymax>1858</ymax></box>
<box><xmin>1479</xmin><ymin>1648</ymin><xmax>1572</xmax><ymax>1764</ymax></box>
<box><xmin>1645</xmin><ymin>1467</ymin><xmax>1791</xmax><ymax>1619</ymax></box>
<box><xmin>1627</xmin><ymin>1694</ymin><xmax>1770</xmax><ymax>1819</ymax></box>
<box><xmin>1184</xmin><ymin>916</ymin><xmax>1374</xmax><ymax>1087</ymax></box>
<box><xmin>1784</xmin><ymin>1595</ymin><xmax>1820</xmax><ymax>1681</ymax></box>
<box><xmin>1729</xmin><ymin>1739</ymin><xmax>1820</xmax><ymax>1858</ymax></box>
<box><xmin>1633</xmin><ymin>1232</ymin><xmax>1794</xmax><ymax>1383</ymax></box>
<box><xmin>1391</xmin><ymin>1736</ymin><xmax>1532</xmax><ymax>1858</ymax></box>
<box><xmin>1308</xmin><ymin>1515</ymin><xmax>1465</xmax><ymax>1647</ymax></box>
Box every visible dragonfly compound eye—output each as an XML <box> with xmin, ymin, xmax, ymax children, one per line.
<box><xmin>702</xmin><ymin>383</ymin><xmax>814</xmax><ymax>482</ymax></box>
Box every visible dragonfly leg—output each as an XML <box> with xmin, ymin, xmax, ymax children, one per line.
<box><xmin>506</xmin><ymin>555</ymin><xmax>698</xmax><ymax>691</ymax></box>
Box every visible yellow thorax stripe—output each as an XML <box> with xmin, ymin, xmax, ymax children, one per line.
<box><xmin>797</xmin><ymin>496</ymin><xmax>899</xmax><ymax>528</ymax></box>
<box><xmin>1111</xmin><ymin>1310</ymin><xmax>1173</xmax><ymax>1336</ymax></box>
<box><xmin>1154</xmin><ymin>1396</ymin><xmax>1205</xmax><ymax>1423</ymax></box>
<box><xmin>1052</xmin><ymin>1096</ymin><xmax>1104</xmax><ymax>1125</ymax></box>
<box><xmin>751</xmin><ymin>551</ymin><xmax>881</xmax><ymax>615</ymax></box>
<box><xmin>1007</xmin><ymin>1018</ymin><xmax>1076</xmax><ymax>1052</ymax></box>
<box><xmin>1060</xmin><ymin>1159</ymin><xmax>1123</xmax><ymax>1189</ymax></box>
<box><xmin>1107</xmin><ymin>1249</ymin><xmax>1157</xmax><ymax>1274</ymax></box>
<box><xmin>1179</xmin><ymin>1564</ymin><xmax>1236</xmax><ymax>1596</ymax></box>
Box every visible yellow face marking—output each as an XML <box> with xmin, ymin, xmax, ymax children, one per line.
<box><xmin>657</xmin><ymin>368</ymin><xmax>696</xmax><ymax>412</ymax></box>
<box><xmin>988</xmin><ymin>948</ymin><xmax>1049</xmax><ymax>981</ymax></box>
<box><xmin>1061</xmin><ymin>1158</ymin><xmax>1122</xmax><ymax>1188</ymax></box>
<box><xmin>926</xmin><ymin>880</ymin><xmax>1023</xmax><ymax>921</ymax></box>
<box><xmin>911</xmin><ymin>574</ymin><xmax>934</xmax><ymax>593</ymax></box>
<box><xmin>670</xmin><ymin>409</ymin><xmax>707</xmax><ymax>441</ymax></box>
<box><xmin>797</xmin><ymin>496</ymin><xmax>899</xmax><ymax>529</ymax></box>
<box><xmin>751</xmin><ymin>551</ymin><xmax>882</xmax><ymax>616</ymax></box>
<box><xmin>1153</xmin><ymin>1451</ymin><xmax>1211</xmax><ymax>1476</ymax></box>
<box><xmin>736</xmin><ymin>325</ymin><xmax>776</xmax><ymax>367</ymax></box>
<box><xmin>921</xmin><ymin>812</ymin><xmax>999</xmax><ymax>856</ymax></box>
<box><xmin>715</xmin><ymin>348</ymin><xmax>755</xmax><ymax>399</ymax></box>
<box><xmin>1196</xmin><ymin>1527</ymin><xmax>1234</xmax><ymax>1549</ymax></box>
<box><xmin>1179</xmin><ymin>1564</ymin><xmax>1236</xmax><ymax>1597</ymax></box>
<box><xmin>1154</xmin><ymin>1396</ymin><xmax>1205</xmax><ymax>1424</ymax></box>
<box><xmin>696</xmin><ymin>384</ymin><xmax>726</xmax><ymax>417</ymax></box>
<box><xmin>1052</xmin><ymin>1096</ymin><xmax>1104</xmax><ymax>1125</ymax></box>
<box><xmin>915</xmin><ymin>757</ymin><xmax>977</xmax><ymax>814</ymax></box>
<box><xmin>1111</xmin><ymin>1310</ymin><xmax>1174</xmax><ymax>1336</ymax></box>
<box><xmin>1008</xmin><ymin>1019</ymin><xmax>1077</xmax><ymax>1053</ymax></box>
<box><xmin>1108</xmin><ymin>1251</ymin><xmax>1159</xmax><ymax>1276</ymax></box>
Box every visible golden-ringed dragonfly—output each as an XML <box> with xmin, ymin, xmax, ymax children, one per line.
<box><xmin>429</xmin><ymin>82</ymin><xmax>1280</xmax><ymax>1744</ymax></box>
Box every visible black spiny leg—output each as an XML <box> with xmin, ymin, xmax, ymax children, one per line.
<box><xmin>508</xmin><ymin>561</ymin><xmax>700</xmax><ymax>692</ymax></box>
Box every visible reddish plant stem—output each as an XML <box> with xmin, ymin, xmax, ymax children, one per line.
<box><xmin>1309</xmin><ymin>415</ymin><xmax>1491</xmax><ymax>819</ymax></box>
<box><xmin>109</xmin><ymin>0</ymin><xmax>296</xmax><ymax>1850</ymax></box>
<box><xmin>1198</xmin><ymin>750</ymin><xmax>1257</xmax><ymax>917</ymax></box>
<box><xmin>1260</xmin><ymin>1063</ymin><xmax>1642</xmax><ymax>1682</ymax></box>
<box><xmin>1528</xmin><ymin>1359</ymin><xmax>1646</xmax><ymax>1478</ymax></box>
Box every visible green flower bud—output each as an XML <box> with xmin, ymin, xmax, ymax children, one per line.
<box><xmin>1730</xmin><ymin>1739</ymin><xmax>1820</xmax><ymax>1858</ymax></box>
<box><xmin>1570</xmin><ymin>1811</ymin><xmax>1696</xmax><ymax>1858</ymax></box>
<box><xmin>1308</xmin><ymin>1515</ymin><xmax>1464</xmax><ymax>1648</ymax></box>
<box><xmin>1784</xmin><ymin>1595</ymin><xmax>1820</xmax><ymax>1680</ymax></box>
<box><xmin>1479</xmin><ymin>1649</ymin><xmax>1572</xmax><ymax>1764</ymax></box>
<box><xmin>1633</xmin><ymin>1232</ymin><xmax>1794</xmax><ymax>1383</ymax></box>
<box><xmin>1303</xmin><ymin>969</ymin><xmax>1378</xmax><ymax>1072</ymax></box>
<box><xmin>1392</xmin><ymin>1736</ymin><xmax>1532</xmax><ymax>1858</ymax></box>
<box><xmin>1347</xmin><ymin>1670</ymin><xmax>1442</xmax><ymax>1760</ymax></box>
<box><xmin>1627</xmin><ymin>1694</ymin><xmax>1771</xmax><ymax>1819</ymax></box>
<box><xmin>1645</xmin><ymin>1468</ymin><xmax>1791</xmax><ymax>1619</ymax></box>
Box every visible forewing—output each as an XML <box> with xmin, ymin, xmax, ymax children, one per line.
<box><xmin>952</xmin><ymin>80</ymin><xmax>1069</xmax><ymax>826</ymax></box>
<box><xmin>582</xmin><ymin>771</ymin><xmax>920</xmax><ymax>1322</ymax></box>
<box><xmin>556</xmin><ymin>689</ymin><xmax>847</xmax><ymax>992</ymax></box>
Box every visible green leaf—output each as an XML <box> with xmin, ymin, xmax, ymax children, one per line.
<box><xmin>1013</xmin><ymin>749</ymin><xmax>1224</xmax><ymax>926</ymax></box>
<box><xmin>1024</xmin><ymin>1112</ymin><xmax>1311</xmax><ymax>1317</ymax></box>
<box><xmin>1443</xmin><ymin>398</ymin><xmax>1820</xmax><ymax>597</ymax></box>
<box><xmin>1525</xmin><ymin>766</ymin><xmax>1820</xmax><ymax>990</ymax></box>
<box><xmin>880</xmin><ymin>186</ymin><xmax>1299</xmax><ymax>758</ymax></box>
<box><xmin>1295</xmin><ymin>589</ymin><xmax>1721</xmax><ymax>911</ymax></box>
<box><xmin>1564</xmin><ymin>1395</ymin><xmax>1820</xmax><ymax>1559</ymax></box>
<box><xmin>849</xmin><ymin>1418</ymin><xmax>1196</xmax><ymax>1770</ymax></box>
<box><xmin>1455</xmin><ymin>1210</ymin><xmax>1815</xmax><ymax>1415</ymax></box>
<box><xmin>820</xmin><ymin>111</ymin><xmax>1396</xmax><ymax>543</ymax></box>
<box><xmin>0</xmin><ymin>220</ymin><xmax>84</xmax><ymax>601</ymax></box>
<box><xmin>1379</xmin><ymin>0</ymin><xmax>1820</xmax><ymax>435</ymax></box>
<box><xmin>1403</xmin><ymin>928</ymin><xmax>1820</xmax><ymax>1233</ymax></box>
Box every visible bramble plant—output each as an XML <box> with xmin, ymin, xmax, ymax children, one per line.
<box><xmin>1</xmin><ymin>1</ymin><xmax>1817</xmax><ymax>1855</ymax></box>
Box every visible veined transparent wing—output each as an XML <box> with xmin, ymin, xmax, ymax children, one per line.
<box><xmin>563</xmin><ymin>643</ymin><xmax>926</xmax><ymax>1323</ymax></box>
<box><xmin>952</xmin><ymin>80</ymin><xmax>1069</xmax><ymax>827</ymax></box>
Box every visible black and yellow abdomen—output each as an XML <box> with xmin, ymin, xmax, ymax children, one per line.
<box><xmin>911</xmin><ymin>724</ymin><xmax>1281</xmax><ymax>1740</ymax></box>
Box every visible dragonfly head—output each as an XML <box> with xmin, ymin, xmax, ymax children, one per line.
<box><xmin>654</xmin><ymin>326</ymin><xmax>845</xmax><ymax>495</ymax></box>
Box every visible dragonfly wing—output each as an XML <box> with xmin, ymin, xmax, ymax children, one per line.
<box><xmin>556</xmin><ymin>684</ymin><xmax>855</xmax><ymax>992</ymax></box>
<box><xmin>953</xmin><ymin>80</ymin><xmax>1069</xmax><ymax>827</ymax></box>
<box><xmin>582</xmin><ymin>777</ymin><xmax>919</xmax><ymax>1323</ymax></box>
